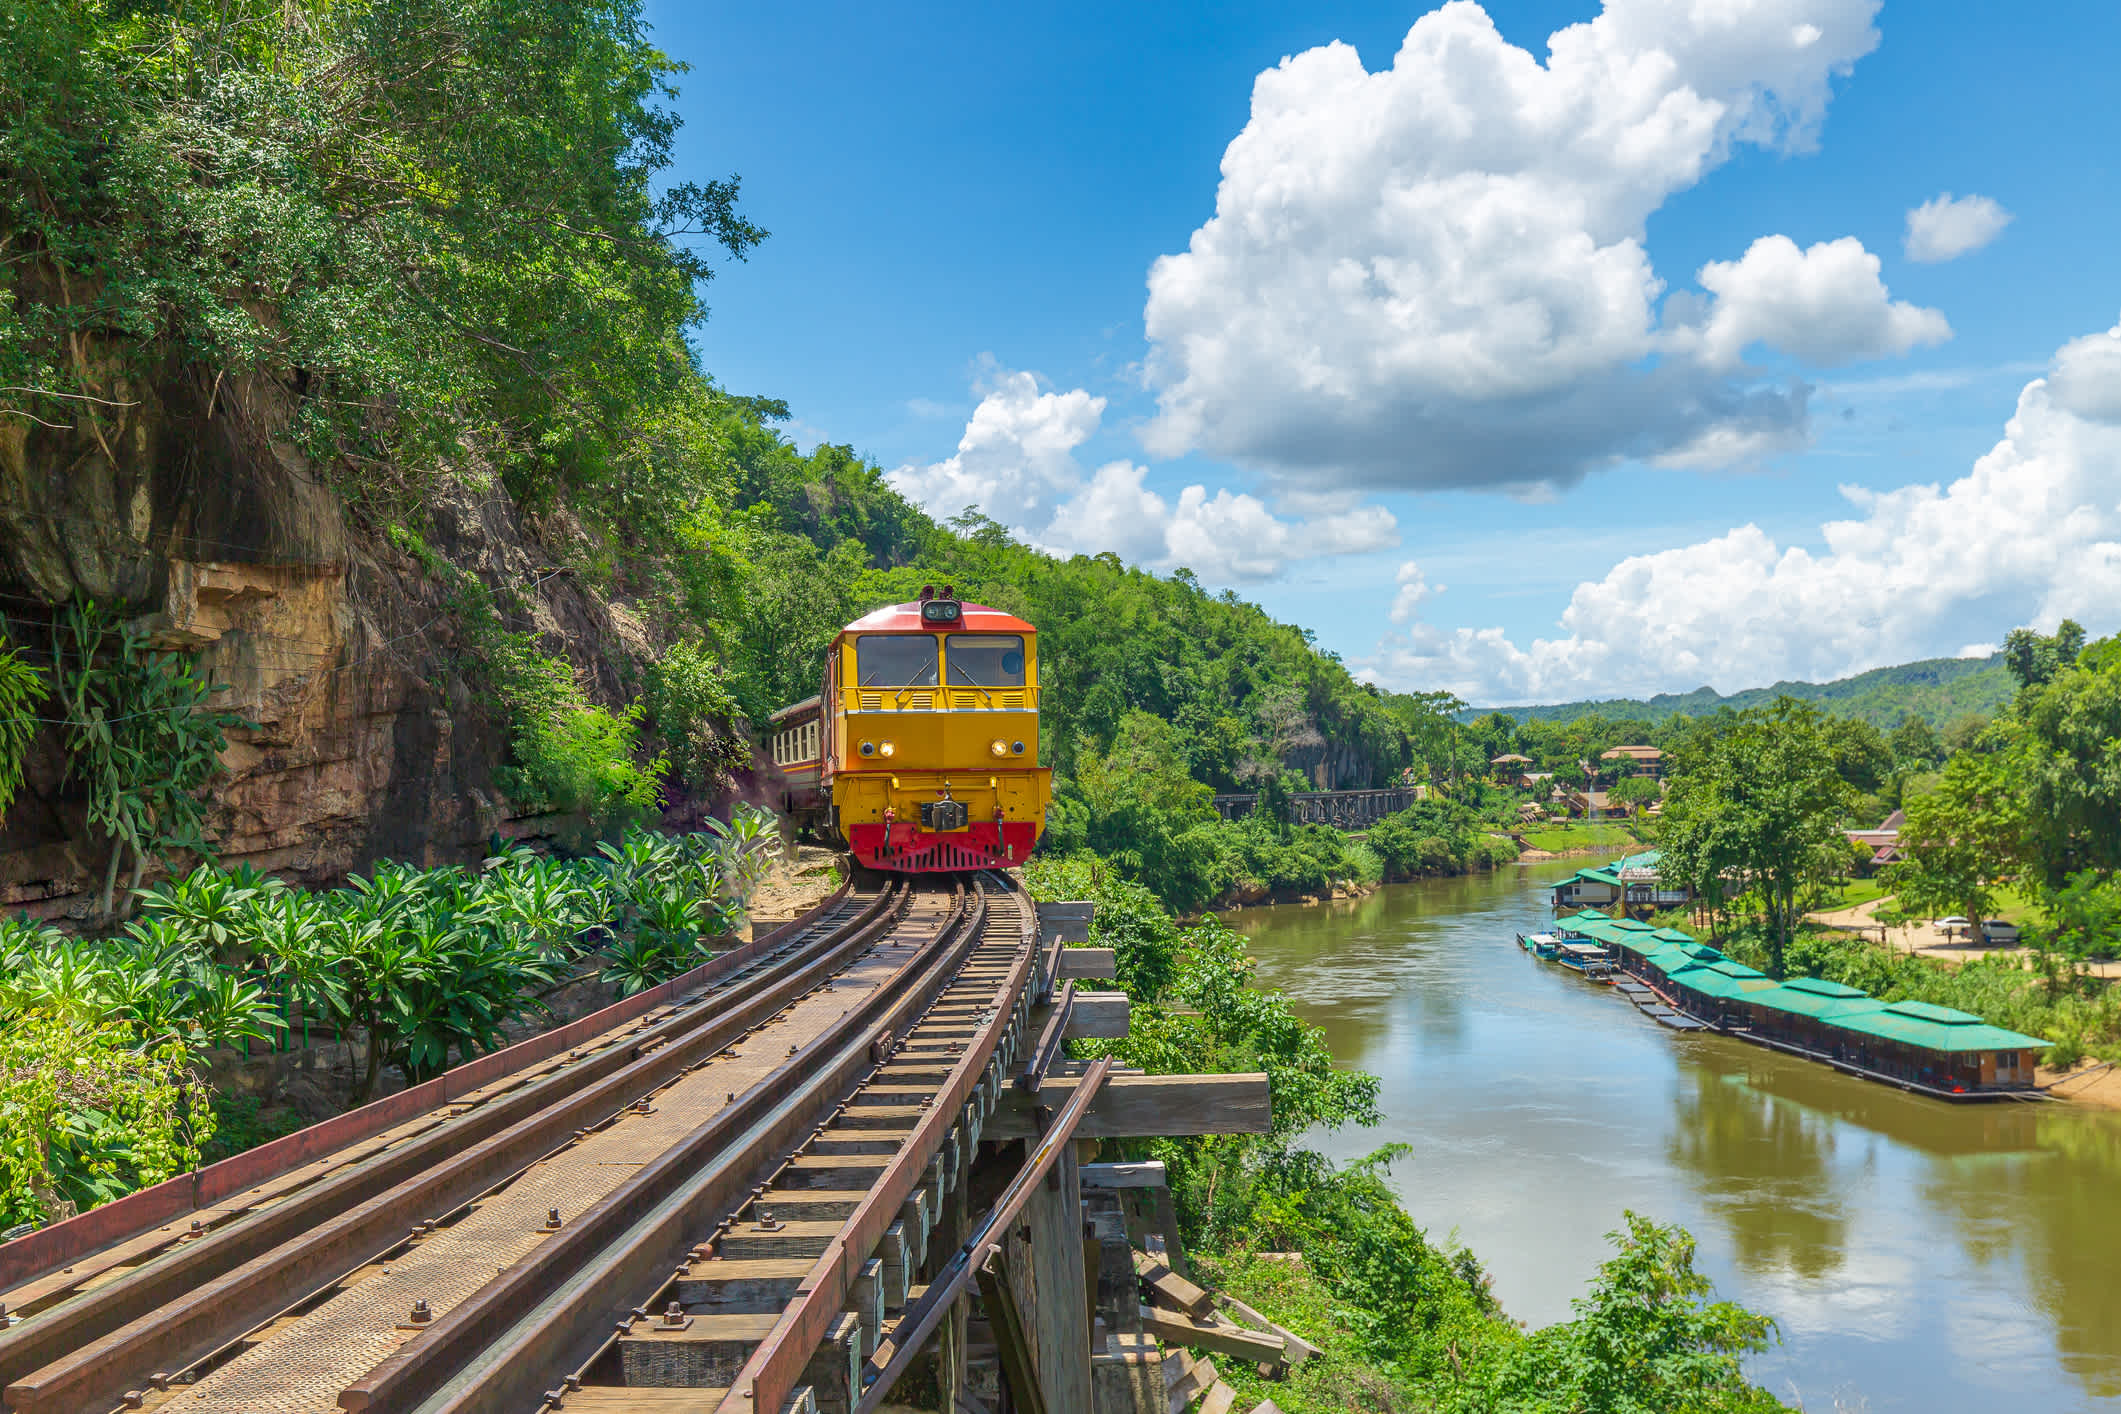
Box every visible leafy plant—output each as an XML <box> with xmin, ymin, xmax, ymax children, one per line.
<box><xmin>0</xmin><ymin>1013</ymin><xmax>213</xmax><ymax>1229</ymax></box>
<box><xmin>50</xmin><ymin>601</ymin><xmax>249</xmax><ymax>917</ymax></box>
<box><xmin>0</xmin><ymin>636</ymin><xmax>49</xmax><ymax>816</ymax></box>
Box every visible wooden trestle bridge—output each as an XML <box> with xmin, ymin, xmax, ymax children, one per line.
<box><xmin>0</xmin><ymin>874</ymin><xmax>1286</xmax><ymax>1414</ymax></box>
<box><xmin>1210</xmin><ymin>788</ymin><xmax>1417</xmax><ymax>829</ymax></box>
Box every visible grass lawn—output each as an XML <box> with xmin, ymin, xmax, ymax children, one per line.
<box><xmin>1806</xmin><ymin>877</ymin><xmax>1893</xmax><ymax>914</ymax></box>
<box><xmin>1521</xmin><ymin>821</ymin><xmax>1643</xmax><ymax>853</ymax></box>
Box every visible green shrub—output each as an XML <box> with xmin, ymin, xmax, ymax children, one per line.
<box><xmin>643</xmin><ymin>639</ymin><xmax>752</xmax><ymax>789</ymax></box>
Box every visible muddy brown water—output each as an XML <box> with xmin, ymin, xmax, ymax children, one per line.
<box><xmin>1226</xmin><ymin>860</ymin><xmax>2121</xmax><ymax>1413</ymax></box>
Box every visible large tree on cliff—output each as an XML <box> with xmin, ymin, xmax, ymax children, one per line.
<box><xmin>1656</xmin><ymin>699</ymin><xmax>1851</xmax><ymax>975</ymax></box>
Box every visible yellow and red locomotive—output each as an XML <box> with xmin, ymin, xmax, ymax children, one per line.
<box><xmin>767</xmin><ymin>589</ymin><xmax>1051</xmax><ymax>872</ymax></box>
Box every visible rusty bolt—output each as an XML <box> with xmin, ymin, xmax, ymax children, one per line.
<box><xmin>149</xmin><ymin>1372</ymin><xmax>172</xmax><ymax>1390</ymax></box>
<box><xmin>120</xmin><ymin>1392</ymin><xmax>144</xmax><ymax>1410</ymax></box>
<box><xmin>755</xmin><ymin>1209</ymin><xmax>783</xmax><ymax>1232</ymax></box>
<box><xmin>788</xmin><ymin>1043</ymin><xmax>799</xmax><ymax>1056</ymax></box>
<box><xmin>661</xmin><ymin>1302</ymin><xmax>688</xmax><ymax>1328</ymax></box>
<box><xmin>408</xmin><ymin>1300</ymin><xmax>432</xmax><ymax>1326</ymax></box>
<box><xmin>544</xmin><ymin>1208</ymin><xmax>563</xmax><ymax>1231</ymax></box>
<box><xmin>727</xmin><ymin>1092</ymin><xmax>735</xmax><ymax>1103</ymax></box>
<box><xmin>634</xmin><ymin>1097</ymin><xmax>653</xmax><ymax>1114</ymax></box>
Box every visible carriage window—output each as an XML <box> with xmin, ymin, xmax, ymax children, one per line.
<box><xmin>856</xmin><ymin>635</ymin><xmax>939</xmax><ymax>687</ymax></box>
<box><xmin>946</xmin><ymin>634</ymin><xmax>1026</xmax><ymax>687</ymax></box>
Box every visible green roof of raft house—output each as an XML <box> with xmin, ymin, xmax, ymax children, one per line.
<box><xmin>1552</xmin><ymin>908</ymin><xmax>2048</xmax><ymax>1096</ymax></box>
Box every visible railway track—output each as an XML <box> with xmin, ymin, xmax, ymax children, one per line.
<box><xmin>0</xmin><ymin>870</ymin><xmax>1094</xmax><ymax>1414</ymax></box>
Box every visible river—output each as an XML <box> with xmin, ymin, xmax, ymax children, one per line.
<box><xmin>1226</xmin><ymin>860</ymin><xmax>2121</xmax><ymax>1413</ymax></box>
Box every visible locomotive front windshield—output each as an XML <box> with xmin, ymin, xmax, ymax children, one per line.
<box><xmin>945</xmin><ymin>635</ymin><xmax>1026</xmax><ymax>687</ymax></box>
<box><xmin>856</xmin><ymin>634</ymin><xmax>940</xmax><ymax>687</ymax></box>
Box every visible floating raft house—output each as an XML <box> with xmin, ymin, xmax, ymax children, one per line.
<box><xmin>1554</xmin><ymin>909</ymin><xmax>2049</xmax><ymax>1096</ymax></box>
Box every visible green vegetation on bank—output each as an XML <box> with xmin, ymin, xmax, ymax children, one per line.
<box><xmin>1027</xmin><ymin>852</ymin><xmax>1785</xmax><ymax>1413</ymax></box>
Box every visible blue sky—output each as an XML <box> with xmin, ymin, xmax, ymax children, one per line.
<box><xmin>645</xmin><ymin>0</ymin><xmax>2121</xmax><ymax>705</ymax></box>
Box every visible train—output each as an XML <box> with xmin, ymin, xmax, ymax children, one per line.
<box><xmin>766</xmin><ymin>588</ymin><xmax>1052</xmax><ymax>872</ymax></box>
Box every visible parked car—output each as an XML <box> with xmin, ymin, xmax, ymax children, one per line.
<box><xmin>1980</xmin><ymin>918</ymin><xmax>2021</xmax><ymax>944</ymax></box>
<box><xmin>1936</xmin><ymin>915</ymin><xmax>1971</xmax><ymax>938</ymax></box>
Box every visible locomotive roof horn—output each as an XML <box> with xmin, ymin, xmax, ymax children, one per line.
<box><xmin>919</xmin><ymin>585</ymin><xmax>935</xmax><ymax>601</ymax></box>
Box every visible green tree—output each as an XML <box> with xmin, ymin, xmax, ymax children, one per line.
<box><xmin>2031</xmin><ymin>870</ymin><xmax>2121</xmax><ymax>994</ymax></box>
<box><xmin>2002</xmin><ymin>619</ymin><xmax>2087</xmax><ymax>689</ymax></box>
<box><xmin>1888</xmin><ymin>713</ymin><xmax>1944</xmax><ymax>770</ymax></box>
<box><xmin>1060</xmin><ymin>711</ymin><xmax>1231</xmax><ymax>913</ymax></box>
<box><xmin>2013</xmin><ymin>635</ymin><xmax>2121</xmax><ymax>888</ymax></box>
<box><xmin>1888</xmin><ymin>752</ymin><xmax>2027</xmax><ymax>941</ymax></box>
<box><xmin>1609</xmin><ymin>775</ymin><xmax>1663</xmax><ymax>813</ymax></box>
<box><xmin>1656</xmin><ymin>700</ymin><xmax>1851</xmax><ymax>974</ymax></box>
<box><xmin>1476</xmin><ymin>1214</ymin><xmax>1783</xmax><ymax>1414</ymax></box>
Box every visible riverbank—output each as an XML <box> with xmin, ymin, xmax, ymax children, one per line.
<box><xmin>1027</xmin><ymin>850</ymin><xmax>1791</xmax><ymax>1414</ymax></box>
<box><xmin>1234</xmin><ymin>866</ymin><xmax>2121</xmax><ymax>1412</ymax></box>
<box><xmin>2041</xmin><ymin>1060</ymin><xmax>2121</xmax><ymax>1109</ymax></box>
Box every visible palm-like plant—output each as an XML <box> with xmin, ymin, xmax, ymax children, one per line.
<box><xmin>135</xmin><ymin>863</ymin><xmax>282</xmax><ymax>957</ymax></box>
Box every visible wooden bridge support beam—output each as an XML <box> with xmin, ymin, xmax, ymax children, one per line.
<box><xmin>1026</xmin><ymin>1137</ymin><xmax>1091</xmax><ymax>1413</ymax></box>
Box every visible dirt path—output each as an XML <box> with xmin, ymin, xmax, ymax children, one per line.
<box><xmin>1805</xmin><ymin>895</ymin><xmax>2121</xmax><ymax>980</ymax></box>
<box><xmin>743</xmin><ymin>844</ymin><xmax>845</xmax><ymax>935</ymax></box>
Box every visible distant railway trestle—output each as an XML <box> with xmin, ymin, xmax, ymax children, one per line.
<box><xmin>1211</xmin><ymin>787</ymin><xmax>1418</xmax><ymax>828</ymax></box>
<box><xmin>0</xmin><ymin>869</ymin><xmax>1271</xmax><ymax>1414</ymax></box>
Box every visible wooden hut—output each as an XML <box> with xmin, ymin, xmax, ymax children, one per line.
<box><xmin>1823</xmin><ymin>1000</ymin><xmax>2047</xmax><ymax>1094</ymax></box>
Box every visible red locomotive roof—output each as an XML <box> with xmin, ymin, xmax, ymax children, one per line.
<box><xmin>841</xmin><ymin>601</ymin><xmax>1035</xmax><ymax>634</ymax></box>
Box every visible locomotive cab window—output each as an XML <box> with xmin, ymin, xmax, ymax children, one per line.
<box><xmin>856</xmin><ymin>634</ymin><xmax>939</xmax><ymax>687</ymax></box>
<box><xmin>945</xmin><ymin>635</ymin><xmax>1026</xmax><ymax>687</ymax></box>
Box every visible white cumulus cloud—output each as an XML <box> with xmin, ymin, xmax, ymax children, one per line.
<box><xmin>887</xmin><ymin>366</ymin><xmax>1399</xmax><ymax>583</ymax></box>
<box><xmin>1140</xmin><ymin>0</ymin><xmax>1950</xmax><ymax>493</ymax></box>
<box><xmin>1389</xmin><ymin>561</ymin><xmax>1438</xmax><ymax>625</ymax></box>
<box><xmin>1364</xmin><ymin>320</ymin><xmax>2121</xmax><ymax>704</ymax></box>
<box><xmin>1904</xmin><ymin>192</ymin><xmax>2013</xmax><ymax>263</ymax></box>
<box><xmin>1674</xmin><ymin>235</ymin><xmax>1950</xmax><ymax>370</ymax></box>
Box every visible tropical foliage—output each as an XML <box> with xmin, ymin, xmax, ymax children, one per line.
<box><xmin>1023</xmin><ymin>852</ymin><xmax>1785</xmax><ymax>1414</ymax></box>
<box><xmin>0</xmin><ymin>814</ymin><xmax>776</xmax><ymax>1221</ymax></box>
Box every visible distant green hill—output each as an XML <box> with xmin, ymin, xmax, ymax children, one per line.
<box><xmin>1470</xmin><ymin>654</ymin><xmax>2014</xmax><ymax>729</ymax></box>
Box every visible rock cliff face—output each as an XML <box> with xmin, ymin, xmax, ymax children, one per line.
<box><xmin>0</xmin><ymin>356</ymin><xmax>644</xmax><ymax>917</ymax></box>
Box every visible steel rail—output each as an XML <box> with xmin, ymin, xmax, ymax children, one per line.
<box><xmin>1</xmin><ymin>883</ymin><xmax>912</xmax><ymax>1414</ymax></box>
<box><xmin>1016</xmin><ymin>979</ymin><xmax>1074</xmax><ymax>1092</ymax></box>
<box><xmin>0</xmin><ymin>879</ymin><xmax>856</xmax><ymax>1301</ymax></box>
<box><xmin>853</xmin><ymin>1055</ymin><xmax>1115</xmax><ymax>1414</ymax></box>
<box><xmin>358</xmin><ymin>880</ymin><xmax>998</xmax><ymax>1414</ymax></box>
<box><xmin>727</xmin><ymin>870</ymin><xmax>1042</xmax><ymax>1414</ymax></box>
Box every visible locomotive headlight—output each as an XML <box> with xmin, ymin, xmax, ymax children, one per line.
<box><xmin>877</xmin><ymin>741</ymin><xmax>895</xmax><ymax>758</ymax></box>
<box><xmin>859</xmin><ymin>740</ymin><xmax>876</xmax><ymax>757</ymax></box>
<box><xmin>989</xmin><ymin>739</ymin><xmax>1008</xmax><ymax>758</ymax></box>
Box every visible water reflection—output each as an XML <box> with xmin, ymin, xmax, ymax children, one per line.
<box><xmin>1665</xmin><ymin>1060</ymin><xmax>1850</xmax><ymax>1282</ymax></box>
<box><xmin>1235</xmin><ymin>865</ymin><xmax>2121</xmax><ymax>1411</ymax></box>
